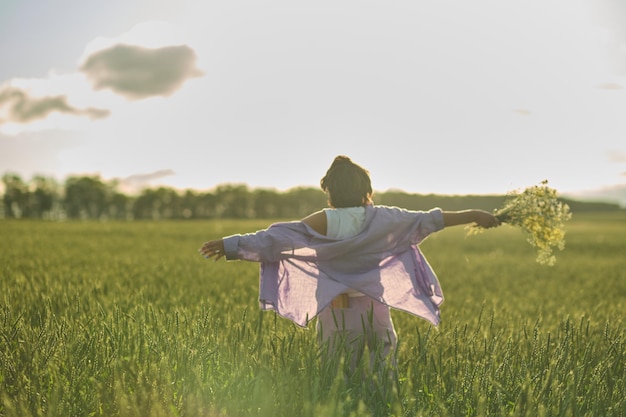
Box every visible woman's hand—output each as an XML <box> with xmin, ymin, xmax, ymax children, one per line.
<box><xmin>473</xmin><ymin>210</ymin><xmax>501</xmax><ymax>229</ymax></box>
<box><xmin>199</xmin><ymin>239</ymin><xmax>225</xmax><ymax>261</ymax></box>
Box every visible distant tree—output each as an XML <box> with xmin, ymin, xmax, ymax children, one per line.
<box><xmin>132</xmin><ymin>189</ymin><xmax>153</xmax><ymax>219</ymax></box>
<box><xmin>2</xmin><ymin>173</ymin><xmax>29</xmax><ymax>218</ymax></box>
<box><xmin>108</xmin><ymin>191</ymin><xmax>132</xmax><ymax>220</ymax></box>
<box><xmin>180</xmin><ymin>189</ymin><xmax>199</xmax><ymax>219</ymax></box>
<box><xmin>195</xmin><ymin>191</ymin><xmax>218</xmax><ymax>218</ymax></box>
<box><xmin>281</xmin><ymin>187</ymin><xmax>326</xmax><ymax>218</ymax></box>
<box><xmin>164</xmin><ymin>188</ymin><xmax>182</xmax><ymax>219</ymax></box>
<box><xmin>30</xmin><ymin>175</ymin><xmax>59</xmax><ymax>218</ymax></box>
<box><xmin>214</xmin><ymin>184</ymin><xmax>253</xmax><ymax>218</ymax></box>
<box><xmin>253</xmin><ymin>188</ymin><xmax>280</xmax><ymax>218</ymax></box>
<box><xmin>64</xmin><ymin>175</ymin><xmax>108</xmax><ymax>219</ymax></box>
<box><xmin>133</xmin><ymin>187</ymin><xmax>181</xmax><ymax>220</ymax></box>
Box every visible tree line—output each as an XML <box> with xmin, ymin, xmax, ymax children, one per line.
<box><xmin>1</xmin><ymin>173</ymin><xmax>621</xmax><ymax>220</ymax></box>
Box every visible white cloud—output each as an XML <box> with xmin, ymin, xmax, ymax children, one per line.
<box><xmin>0</xmin><ymin>77</ymin><xmax>111</xmax><ymax>135</ymax></box>
<box><xmin>0</xmin><ymin>85</ymin><xmax>109</xmax><ymax>124</ymax></box>
<box><xmin>78</xmin><ymin>21</ymin><xmax>204</xmax><ymax>100</ymax></box>
<box><xmin>80</xmin><ymin>44</ymin><xmax>203</xmax><ymax>100</ymax></box>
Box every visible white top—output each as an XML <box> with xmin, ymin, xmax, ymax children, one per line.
<box><xmin>323</xmin><ymin>206</ymin><xmax>367</xmax><ymax>297</ymax></box>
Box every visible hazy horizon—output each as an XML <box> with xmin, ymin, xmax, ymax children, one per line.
<box><xmin>2</xmin><ymin>168</ymin><xmax>625</xmax><ymax>209</ymax></box>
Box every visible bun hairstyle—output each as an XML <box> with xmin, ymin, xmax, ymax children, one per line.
<box><xmin>320</xmin><ymin>155</ymin><xmax>373</xmax><ymax>208</ymax></box>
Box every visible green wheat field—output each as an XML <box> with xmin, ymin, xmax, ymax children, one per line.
<box><xmin>1</xmin><ymin>213</ymin><xmax>625</xmax><ymax>416</ymax></box>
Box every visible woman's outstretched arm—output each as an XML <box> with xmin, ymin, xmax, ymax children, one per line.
<box><xmin>200</xmin><ymin>210</ymin><xmax>327</xmax><ymax>261</ymax></box>
<box><xmin>443</xmin><ymin>209</ymin><xmax>500</xmax><ymax>229</ymax></box>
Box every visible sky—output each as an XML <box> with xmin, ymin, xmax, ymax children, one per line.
<box><xmin>1</xmin><ymin>0</ymin><xmax>626</xmax><ymax>205</ymax></box>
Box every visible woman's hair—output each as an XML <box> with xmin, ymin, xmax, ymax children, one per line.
<box><xmin>320</xmin><ymin>155</ymin><xmax>373</xmax><ymax>208</ymax></box>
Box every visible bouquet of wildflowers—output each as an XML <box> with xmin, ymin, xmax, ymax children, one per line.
<box><xmin>468</xmin><ymin>181</ymin><xmax>572</xmax><ymax>266</ymax></box>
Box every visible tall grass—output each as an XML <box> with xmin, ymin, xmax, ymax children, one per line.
<box><xmin>1</xmin><ymin>213</ymin><xmax>625</xmax><ymax>416</ymax></box>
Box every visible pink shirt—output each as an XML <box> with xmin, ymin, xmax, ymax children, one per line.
<box><xmin>222</xmin><ymin>205</ymin><xmax>445</xmax><ymax>327</ymax></box>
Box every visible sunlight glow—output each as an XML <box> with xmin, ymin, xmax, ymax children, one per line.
<box><xmin>1</xmin><ymin>0</ymin><xmax>625</xmax><ymax>201</ymax></box>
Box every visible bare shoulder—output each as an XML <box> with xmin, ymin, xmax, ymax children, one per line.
<box><xmin>301</xmin><ymin>210</ymin><xmax>327</xmax><ymax>235</ymax></box>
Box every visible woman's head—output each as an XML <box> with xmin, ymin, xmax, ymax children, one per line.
<box><xmin>320</xmin><ymin>155</ymin><xmax>373</xmax><ymax>208</ymax></box>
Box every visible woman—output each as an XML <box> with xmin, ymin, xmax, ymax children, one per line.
<box><xmin>199</xmin><ymin>155</ymin><xmax>499</xmax><ymax>369</ymax></box>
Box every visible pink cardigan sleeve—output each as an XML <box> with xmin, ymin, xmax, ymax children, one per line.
<box><xmin>222</xmin><ymin>222</ymin><xmax>320</xmax><ymax>262</ymax></box>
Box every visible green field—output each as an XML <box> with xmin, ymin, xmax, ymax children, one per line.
<box><xmin>1</xmin><ymin>213</ymin><xmax>625</xmax><ymax>416</ymax></box>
